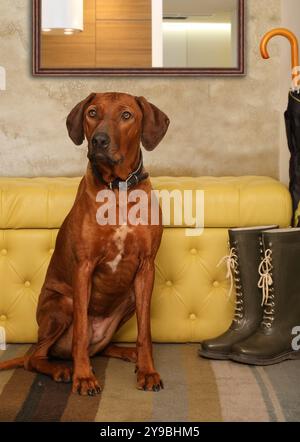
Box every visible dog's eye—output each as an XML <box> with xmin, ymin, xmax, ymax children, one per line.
<box><xmin>88</xmin><ymin>109</ymin><xmax>97</xmax><ymax>118</ymax></box>
<box><xmin>122</xmin><ymin>111</ymin><xmax>132</xmax><ymax>120</ymax></box>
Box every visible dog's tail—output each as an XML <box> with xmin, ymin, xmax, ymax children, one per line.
<box><xmin>0</xmin><ymin>357</ymin><xmax>25</xmax><ymax>370</ymax></box>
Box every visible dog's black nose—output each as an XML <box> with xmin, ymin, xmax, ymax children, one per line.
<box><xmin>92</xmin><ymin>132</ymin><xmax>111</xmax><ymax>149</ymax></box>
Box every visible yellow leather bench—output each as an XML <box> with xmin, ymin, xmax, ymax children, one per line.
<box><xmin>0</xmin><ymin>176</ymin><xmax>292</xmax><ymax>343</ymax></box>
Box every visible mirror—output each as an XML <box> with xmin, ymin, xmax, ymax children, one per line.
<box><xmin>33</xmin><ymin>0</ymin><xmax>245</xmax><ymax>76</ymax></box>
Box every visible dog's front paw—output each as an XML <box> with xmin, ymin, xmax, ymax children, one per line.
<box><xmin>136</xmin><ymin>370</ymin><xmax>164</xmax><ymax>392</ymax></box>
<box><xmin>72</xmin><ymin>371</ymin><xmax>102</xmax><ymax>396</ymax></box>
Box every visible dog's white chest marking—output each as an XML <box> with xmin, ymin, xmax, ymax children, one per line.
<box><xmin>107</xmin><ymin>225</ymin><xmax>132</xmax><ymax>273</ymax></box>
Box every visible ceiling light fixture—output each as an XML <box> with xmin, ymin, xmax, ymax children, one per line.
<box><xmin>42</xmin><ymin>0</ymin><xmax>83</xmax><ymax>35</ymax></box>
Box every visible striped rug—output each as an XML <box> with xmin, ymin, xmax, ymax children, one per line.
<box><xmin>0</xmin><ymin>344</ymin><xmax>299</xmax><ymax>422</ymax></box>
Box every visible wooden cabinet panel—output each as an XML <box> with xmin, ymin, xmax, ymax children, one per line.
<box><xmin>96</xmin><ymin>20</ymin><xmax>152</xmax><ymax>68</ymax></box>
<box><xmin>41</xmin><ymin>0</ymin><xmax>153</xmax><ymax>69</ymax></box>
<box><xmin>96</xmin><ymin>0</ymin><xmax>151</xmax><ymax>20</ymax></box>
<box><xmin>41</xmin><ymin>44</ymin><xmax>95</xmax><ymax>68</ymax></box>
<box><xmin>41</xmin><ymin>0</ymin><xmax>96</xmax><ymax>68</ymax></box>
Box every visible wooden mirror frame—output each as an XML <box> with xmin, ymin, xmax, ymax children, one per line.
<box><xmin>32</xmin><ymin>0</ymin><xmax>245</xmax><ymax>77</ymax></box>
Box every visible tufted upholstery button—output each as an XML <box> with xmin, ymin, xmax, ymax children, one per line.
<box><xmin>166</xmin><ymin>280</ymin><xmax>173</xmax><ymax>287</ymax></box>
<box><xmin>0</xmin><ymin>315</ymin><xmax>7</xmax><ymax>321</ymax></box>
<box><xmin>213</xmin><ymin>281</ymin><xmax>220</xmax><ymax>288</ymax></box>
<box><xmin>189</xmin><ymin>314</ymin><xmax>196</xmax><ymax>321</ymax></box>
<box><xmin>1</xmin><ymin>249</ymin><xmax>7</xmax><ymax>256</ymax></box>
<box><xmin>49</xmin><ymin>248</ymin><xmax>54</xmax><ymax>254</ymax></box>
<box><xmin>24</xmin><ymin>281</ymin><xmax>31</xmax><ymax>288</ymax></box>
<box><xmin>190</xmin><ymin>248</ymin><xmax>198</xmax><ymax>255</ymax></box>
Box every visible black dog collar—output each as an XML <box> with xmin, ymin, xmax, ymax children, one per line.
<box><xmin>91</xmin><ymin>153</ymin><xmax>149</xmax><ymax>190</ymax></box>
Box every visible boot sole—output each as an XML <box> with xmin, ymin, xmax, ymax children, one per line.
<box><xmin>199</xmin><ymin>349</ymin><xmax>230</xmax><ymax>361</ymax></box>
<box><xmin>230</xmin><ymin>350</ymin><xmax>300</xmax><ymax>366</ymax></box>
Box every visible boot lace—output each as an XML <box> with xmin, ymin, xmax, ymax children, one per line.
<box><xmin>258</xmin><ymin>248</ymin><xmax>275</xmax><ymax>328</ymax></box>
<box><xmin>217</xmin><ymin>244</ymin><xmax>243</xmax><ymax>322</ymax></box>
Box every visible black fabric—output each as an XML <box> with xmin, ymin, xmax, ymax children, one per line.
<box><xmin>285</xmin><ymin>91</ymin><xmax>300</xmax><ymax>226</ymax></box>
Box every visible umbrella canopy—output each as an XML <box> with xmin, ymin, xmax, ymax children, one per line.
<box><xmin>285</xmin><ymin>91</ymin><xmax>300</xmax><ymax>226</ymax></box>
<box><xmin>261</xmin><ymin>28</ymin><xmax>300</xmax><ymax>226</ymax></box>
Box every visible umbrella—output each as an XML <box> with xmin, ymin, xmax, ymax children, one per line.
<box><xmin>261</xmin><ymin>28</ymin><xmax>300</xmax><ymax>226</ymax></box>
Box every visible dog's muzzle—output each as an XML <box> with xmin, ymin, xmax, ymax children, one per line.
<box><xmin>91</xmin><ymin>132</ymin><xmax>111</xmax><ymax>150</ymax></box>
<box><xmin>88</xmin><ymin>132</ymin><xmax>119</xmax><ymax>164</ymax></box>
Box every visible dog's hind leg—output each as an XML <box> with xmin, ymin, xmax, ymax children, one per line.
<box><xmin>24</xmin><ymin>293</ymin><xmax>73</xmax><ymax>383</ymax></box>
<box><xmin>101</xmin><ymin>344</ymin><xmax>137</xmax><ymax>363</ymax></box>
<box><xmin>99</xmin><ymin>298</ymin><xmax>137</xmax><ymax>362</ymax></box>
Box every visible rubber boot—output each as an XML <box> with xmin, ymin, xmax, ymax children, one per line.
<box><xmin>199</xmin><ymin>226</ymin><xmax>278</xmax><ymax>360</ymax></box>
<box><xmin>231</xmin><ymin>228</ymin><xmax>300</xmax><ymax>365</ymax></box>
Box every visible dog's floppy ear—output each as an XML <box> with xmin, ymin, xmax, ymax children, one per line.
<box><xmin>136</xmin><ymin>96</ymin><xmax>170</xmax><ymax>151</ymax></box>
<box><xmin>66</xmin><ymin>93</ymin><xmax>96</xmax><ymax>145</ymax></box>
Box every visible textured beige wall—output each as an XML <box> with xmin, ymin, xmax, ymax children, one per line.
<box><xmin>0</xmin><ymin>0</ymin><xmax>281</xmax><ymax>178</ymax></box>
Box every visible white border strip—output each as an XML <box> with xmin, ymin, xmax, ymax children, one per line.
<box><xmin>152</xmin><ymin>0</ymin><xmax>163</xmax><ymax>67</ymax></box>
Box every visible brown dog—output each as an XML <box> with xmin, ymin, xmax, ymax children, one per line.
<box><xmin>0</xmin><ymin>92</ymin><xmax>169</xmax><ymax>395</ymax></box>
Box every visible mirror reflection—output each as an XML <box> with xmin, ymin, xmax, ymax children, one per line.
<box><xmin>40</xmin><ymin>0</ymin><xmax>240</xmax><ymax>69</ymax></box>
<box><xmin>162</xmin><ymin>0</ymin><xmax>238</xmax><ymax>68</ymax></box>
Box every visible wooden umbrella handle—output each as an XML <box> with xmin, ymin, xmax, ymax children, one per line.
<box><xmin>260</xmin><ymin>28</ymin><xmax>299</xmax><ymax>82</ymax></box>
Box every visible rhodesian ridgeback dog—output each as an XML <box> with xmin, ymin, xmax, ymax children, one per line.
<box><xmin>0</xmin><ymin>92</ymin><xmax>170</xmax><ymax>396</ymax></box>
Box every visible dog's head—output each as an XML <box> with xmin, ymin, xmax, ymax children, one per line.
<box><xmin>66</xmin><ymin>92</ymin><xmax>170</xmax><ymax>180</ymax></box>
